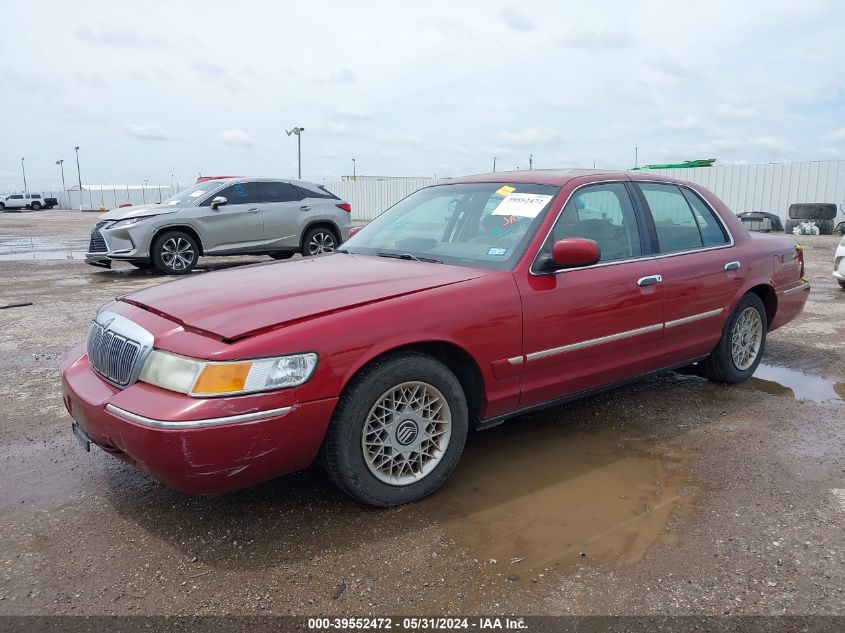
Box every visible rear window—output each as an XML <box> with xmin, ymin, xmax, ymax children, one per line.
<box><xmin>295</xmin><ymin>184</ymin><xmax>340</xmax><ymax>200</ymax></box>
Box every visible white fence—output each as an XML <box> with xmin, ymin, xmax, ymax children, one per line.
<box><xmin>637</xmin><ymin>160</ymin><xmax>845</xmax><ymax>221</ymax></box>
<box><xmin>326</xmin><ymin>178</ymin><xmax>435</xmax><ymax>221</ymax></box>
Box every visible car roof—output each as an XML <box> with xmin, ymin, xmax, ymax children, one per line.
<box><xmin>443</xmin><ymin>168</ymin><xmax>690</xmax><ymax>187</ymax></box>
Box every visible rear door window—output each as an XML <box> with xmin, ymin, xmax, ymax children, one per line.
<box><xmin>258</xmin><ymin>181</ymin><xmax>299</xmax><ymax>203</ymax></box>
<box><xmin>681</xmin><ymin>187</ymin><xmax>728</xmax><ymax>246</ymax></box>
<box><xmin>637</xmin><ymin>183</ymin><xmax>705</xmax><ymax>253</ymax></box>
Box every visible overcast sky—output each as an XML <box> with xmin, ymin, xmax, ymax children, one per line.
<box><xmin>1</xmin><ymin>0</ymin><xmax>844</xmax><ymax>192</ymax></box>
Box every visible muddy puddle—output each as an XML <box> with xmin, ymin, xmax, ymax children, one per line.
<box><xmin>416</xmin><ymin>422</ymin><xmax>688</xmax><ymax>572</ymax></box>
<box><xmin>745</xmin><ymin>364</ymin><xmax>844</xmax><ymax>404</ymax></box>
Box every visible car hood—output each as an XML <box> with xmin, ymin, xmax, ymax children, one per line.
<box><xmin>121</xmin><ymin>254</ymin><xmax>488</xmax><ymax>340</ymax></box>
<box><xmin>99</xmin><ymin>203</ymin><xmax>185</xmax><ymax>221</ymax></box>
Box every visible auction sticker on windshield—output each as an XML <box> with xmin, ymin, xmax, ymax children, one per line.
<box><xmin>490</xmin><ymin>192</ymin><xmax>553</xmax><ymax>218</ymax></box>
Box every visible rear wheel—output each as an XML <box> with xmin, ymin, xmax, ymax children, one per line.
<box><xmin>31</xmin><ymin>202</ymin><xmax>42</xmax><ymax>210</ymax></box>
<box><xmin>152</xmin><ymin>230</ymin><xmax>199</xmax><ymax>275</ymax></box>
<box><xmin>700</xmin><ymin>294</ymin><xmax>767</xmax><ymax>384</ymax></box>
<box><xmin>301</xmin><ymin>227</ymin><xmax>337</xmax><ymax>256</ymax></box>
<box><xmin>322</xmin><ymin>352</ymin><xmax>468</xmax><ymax>507</ymax></box>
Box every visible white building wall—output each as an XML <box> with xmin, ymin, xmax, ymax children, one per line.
<box><xmin>637</xmin><ymin>161</ymin><xmax>845</xmax><ymax>221</ymax></box>
<box><xmin>325</xmin><ymin>178</ymin><xmax>435</xmax><ymax>221</ymax></box>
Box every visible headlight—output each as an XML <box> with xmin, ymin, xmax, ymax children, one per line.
<box><xmin>111</xmin><ymin>216</ymin><xmax>152</xmax><ymax>229</ymax></box>
<box><xmin>138</xmin><ymin>350</ymin><xmax>318</xmax><ymax>396</ymax></box>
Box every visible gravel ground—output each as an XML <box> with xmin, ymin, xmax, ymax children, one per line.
<box><xmin>0</xmin><ymin>210</ymin><xmax>842</xmax><ymax>618</ymax></box>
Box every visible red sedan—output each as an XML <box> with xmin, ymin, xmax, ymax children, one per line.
<box><xmin>62</xmin><ymin>170</ymin><xmax>809</xmax><ymax>506</ymax></box>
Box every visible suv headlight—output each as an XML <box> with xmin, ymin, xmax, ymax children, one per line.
<box><xmin>139</xmin><ymin>351</ymin><xmax>318</xmax><ymax>396</ymax></box>
<box><xmin>111</xmin><ymin>216</ymin><xmax>152</xmax><ymax>229</ymax></box>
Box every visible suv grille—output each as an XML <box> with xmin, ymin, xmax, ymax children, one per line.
<box><xmin>87</xmin><ymin>322</ymin><xmax>142</xmax><ymax>386</ymax></box>
<box><xmin>88</xmin><ymin>221</ymin><xmax>109</xmax><ymax>253</ymax></box>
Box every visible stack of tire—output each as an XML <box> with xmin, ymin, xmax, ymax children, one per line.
<box><xmin>784</xmin><ymin>203</ymin><xmax>837</xmax><ymax>235</ymax></box>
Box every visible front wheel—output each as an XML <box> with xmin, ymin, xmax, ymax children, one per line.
<box><xmin>838</xmin><ymin>280</ymin><xmax>845</xmax><ymax>290</ymax></box>
<box><xmin>301</xmin><ymin>227</ymin><xmax>337</xmax><ymax>256</ymax></box>
<box><xmin>322</xmin><ymin>352</ymin><xmax>468</xmax><ymax>507</ymax></box>
<box><xmin>152</xmin><ymin>230</ymin><xmax>199</xmax><ymax>275</ymax></box>
<box><xmin>700</xmin><ymin>293</ymin><xmax>767</xmax><ymax>384</ymax></box>
<box><xmin>31</xmin><ymin>202</ymin><xmax>42</xmax><ymax>210</ymax></box>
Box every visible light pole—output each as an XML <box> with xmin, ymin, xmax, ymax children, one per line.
<box><xmin>493</xmin><ymin>156</ymin><xmax>497</xmax><ymax>173</ymax></box>
<box><xmin>352</xmin><ymin>158</ymin><xmax>356</xmax><ymax>181</ymax></box>
<box><xmin>74</xmin><ymin>146</ymin><xmax>82</xmax><ymax>209</ymax></box>
<box><xmin>285</xmin><ymin>126</ymin><xmax>305</xmax><ymax>179</ymax></box>
<box><xmin>21</xmin><ymin>157</ymin><xmax>27</xmax><ymax>191</ymax></box>
<box><xmin>56</xmin><ymin>160</ymin><xmax>66</xmax><ymax>207</ymax></box>
<box><xmin>142</xmin><ymin>179</ymin><xmax>149</xmax><ymax>204</ymax></box>
<box><xmin>529</xmin><ymin>154</ymin><xmax>533</xmax><ymax>170</ymax></box>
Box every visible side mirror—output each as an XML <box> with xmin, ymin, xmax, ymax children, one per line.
<box><xmin>210</xmin><ymin>196</ymin><xmax>227</xmax><ymax>209</ymax></box>
<box><xmin>541</xmin><ymin>238</ymin><xmax>601</xmax><ymax>270</ymax></box>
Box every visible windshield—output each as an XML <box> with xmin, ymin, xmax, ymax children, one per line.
<box><xmin>161</xmin><ymin>181</ymin><xmax>228</xmax><ymax>206</ymax></box>
<box><xmin>343</xmin><ymin>182</ymin><xmax>559</xmax><ymax>270</ymax></box>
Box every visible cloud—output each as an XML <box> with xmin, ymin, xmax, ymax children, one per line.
<box><xmin>496</xmin><ymin>127</ymin><xmax>563</xmax><ymax>147</ymax></box>
<box><xmin>189</xmin><ymin>60</ymin><xmax>245</xmax><ymax>91</ymax></box>
<box><xmin>312</xmin><ymin>69</ymin><xmax>357</xmax><ymax>85</ymax></box>
<box><xmin>714</xmin><ymin>104</ymin><xmax>758</xmax><ymax>120</ymax></box>
<box><xmin>76</xmin><ymin>25</ymin><xmax>170</xmax><ymax>49</ymax></box>
<box><xmin>648</xmin><ymin>57</ymin><xmax>695</xmax><ymax>79</ymax></box>
<box><xmin>332</xmin><ymin>108</ymin><xmax>371</xmax><ymax>121</ymax></box>
<box><xmin>661</xmin><ymin>115</ymin><xmax>701</xmax><ymax>130</ymax></box>
<box><xmin>377</xmin><ymin>132</ymin><xmax>422</xmax><ymax>145</ymax></box>
<box><xmin>500</xmin><ymin>7</ymin><xmax>535</xmax><ymax>32</ymax></box>
<box><xmin>824</xmin><ymin>127</ymin><xmax>845</xmax><ymax>142</ymax></box>
<box><xmin>557</xmin><ymin>27</ymin><xmax>632</xmax><ymax>50</ymax></box>
<box><xmin>750</xmin><ymin>136</ymin><xmax>792</xmax><ymax>155</ymax></box>
<box><xmin>125</xmin><ymin>123</ymin><xmax>172</xmax><ymax>141</ymax></box>
<box><xmin>220</xmin><ymin>129</ymin><xmax>256</xmax><ymax>148</ymax></box>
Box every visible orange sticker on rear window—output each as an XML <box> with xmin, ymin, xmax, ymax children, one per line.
<box><xmin>495</xmin><ymin>185</ymin><xmax>516</xmax><ymax>196</ymax></box>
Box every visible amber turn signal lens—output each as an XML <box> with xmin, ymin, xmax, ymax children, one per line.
<box><xmin>192</xmin><ymin>362</ymin><xmax>252</xmax><ymax>394</ymax></box>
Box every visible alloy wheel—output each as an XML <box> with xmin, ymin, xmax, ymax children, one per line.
<box><xmin>361</xmin><ymin>381</ymin><xmax>452</xmax><ymax>486</ymax></box>
<box><xmin>308</xmin><ymin>231</ymin><xmax>336</xmax><ymax>255</ymax></box>
<box><xmin>731</xmin><ymin>307</ymin><xmax>763</xmax><ymax>370</ymax></box>
<box><xmin>161</xmin><ymin>237</ymin><xmax>195</xmax><ymax>271</ymax></box>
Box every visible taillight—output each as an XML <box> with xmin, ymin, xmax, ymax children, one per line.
<box><xmin>795</xmin><ymin>244</ymin><xmax>805</xmax><ymax>279</ymax></box>
<box><xmin>349</xmin><ymin>226</ymin><xmax>361</xmax><ymax>238</ymax></box>
<box><xmin>336</xmin><ymin>202</ymin><xmax>352</xmax><ymax>213</ymax></box>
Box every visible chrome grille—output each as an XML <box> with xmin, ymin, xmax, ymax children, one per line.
<box><xmin>88</xmin><ymin>221</ymin><xmax>109</xmax><ymax>253</ymax></box>
<box><xmin>86</xmin><ymin>312</ymin><xmax>154</xmax><ymax>388</ymax></box>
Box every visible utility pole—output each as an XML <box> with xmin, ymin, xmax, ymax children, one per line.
<box><xmin>634</xmin><ymin>147</ymin><xmax>638</xmax><ymax>168</ymax></box>
<box><xmin>74</xmin><ymin>146</ymin><xmax>82</xmax><ymax>210</ymax></box>
<box><xmin>493</xmin><ymin>156</ymin><xmax>497</xmax><ymax>173</ymax></box>
<box><xmin>56</xmin><ymin>160</ymin><xmax>66</xmax><ymax>207</ymax></box>
<box><xmin>285</xmin><ymin>127</ymin><xmax>305</xmax><ymax>179</ymax></box>
<box><xmin>352</xmin><ymin>158</ymin><xmax>356</xmax><ymax>181</ymax></box>
<box><xmin>21</xmin><ymin>157</ymin><xmax>27</xmax><ymax>191</ymax></box>
<box><xmin>529</xmin><ymin>154</ymin><xmax>533</xmax><ymax>170</ymax></box>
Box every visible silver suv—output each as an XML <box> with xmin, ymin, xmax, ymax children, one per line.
<box><xmin>85</xmin><ymin>178</ymin><xmax>352</xmax><ymax>274</ymax></box>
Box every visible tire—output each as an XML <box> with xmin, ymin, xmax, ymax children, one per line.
<box><xmin>838</xmin><ymin>281</ymin><xmax>845</xmax><ymax>290</ymax></box>
<box><xmin>321</xmin><ymin>352</ymin><xmax>469</xmax><ymax>507</ymax></box>
<box><xmin>151</xmin><ymin>230</ymin><xmax>199</xmax><ymax>275</ymax></box>
<box><xmin>269</xmin><ymin>252</ymin><xmax>294</xmax><ymax>260</ymax></box>
<box><xmin>788</xmin><ymin>203</ymin><xmax>837</xmax><ymax>221</ymax></box>
<box><xmin>700</xmin><ymin>293</ymin><xmax>767</xmax><ymax>384</ymax></box>
<box><xmin>128</xmin><ymin>260</ymin><xmax>152</xmax><ymax>269</ymax></box>
<box><xmin>301</xmin><ymin>226</ymin><xmax>337</xmax><ymax>256</ymax></box>
<box><xmin>31</xmin><ymin>202</ymin><xmax>41</xmax><ymax>210</ymax></box>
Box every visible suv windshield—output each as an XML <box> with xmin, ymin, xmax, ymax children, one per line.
<box><xmin>343</xmin><ymin>182</ymin><xmax>559</xmax><ymax>271</ymax></box>
<box><xmin>161</xmin><ymin>181</ymin><xmax>229</xmax><ymax>206</ymax></box>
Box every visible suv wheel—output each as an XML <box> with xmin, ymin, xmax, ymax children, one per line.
<box><xmin>301</xmin><ymin>227</ymin><xmax>337</xmax><ymax>256</ymax></box>
<box><xmin>152</xmin><ymin>230</ymin><xmax>199</xmax><ymax>275</ymax></box>
<box><xmin>322</xmin><ymin>352</ymin><xmax>468</xmax><ymax>506</ymax></box>
<box><xmin>31</xmin><ymin>202</ymin><xmax>42</xmax><ymax>210</ymax></box>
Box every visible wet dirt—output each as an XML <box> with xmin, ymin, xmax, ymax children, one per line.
<box><xmin>1</xmin><ymin>214</ymin><xmax>844</xmax><ymax>617</ymax></box>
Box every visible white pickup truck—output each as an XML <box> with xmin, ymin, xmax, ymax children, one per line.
<box><xmin>1</xmin><ymin>193</ymin><xmax>58</xmax><ymax>211</ymax></box>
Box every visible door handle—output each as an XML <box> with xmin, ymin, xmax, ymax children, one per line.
<box><xmin>247</xmin><ymin>207</ymin><xmax>260</xmax><ymax>213</ymax></box>
<box><xmin>724</xmin><ymin>260</ymin><xmax>741</xmax><ymax>271</ymax></box>
<box><xmin>299</xmin><ymin>205</ymin><xmax>311</xmax><ymax>211</ymax></box>
<box><xmin>637</xmin><ymin>274</ymin><xmax>663</xmax><ymax>287</ymax></box>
